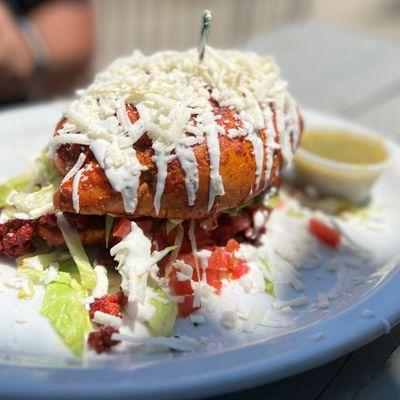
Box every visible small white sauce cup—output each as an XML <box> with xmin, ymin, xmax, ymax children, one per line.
<box><xmin>292</xmin><ymin>118</ymin><xmax>394</xmax><ymax>205</ymax></box>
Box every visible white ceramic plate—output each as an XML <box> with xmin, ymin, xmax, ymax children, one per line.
<box><xmin>1</xmin><ymin>102</ymin><xmax>400</xmax><ymax>399</ymax></box>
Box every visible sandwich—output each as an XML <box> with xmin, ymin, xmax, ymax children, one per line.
<box><xmin>0</xmin><ymin>47</ymin><xmax>302</xmax><ymax>355</ymax></box>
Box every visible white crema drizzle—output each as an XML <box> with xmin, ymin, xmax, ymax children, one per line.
<box><xmin>175</xmin><ymin>144</ymin><xmax>200</xmax><ymax>206</ymax></box>
<box><xmin>152</xmin><ymin>147</ymin><xmax>175</xmax><ymax>215</ymax></box>
<box><xmin>245</xmin><ymin>132</ymin><xmax>264</xmax><ymax>192</ymax></box>
<box><xmin>49</xmin><ymin>47</ymin><xmax>298</xmax><ymax>213</ymax></box>
<box><xmin>72</xmin><ymin>168</ymin><xmax>84</xmax><ymax>213</ymax></box>
<box><xmin>90</xmin><ymin>138</ymin><xmax>147</xmax><ymax>213</ymax></box>
<box><xmin>62</xmin><ymin>152</ymin><xmax>87</xmax><ymax>184</ymax></box>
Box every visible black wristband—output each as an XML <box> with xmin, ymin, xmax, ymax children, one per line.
<box><xmin>17</xmin><ymin>17</ymin><xmax>50</xmax><ymax>79</ymax></box>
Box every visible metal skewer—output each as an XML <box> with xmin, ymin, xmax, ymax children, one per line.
<box><xmin>197</xmin><ymin>9</ymin><xmax>212</xmax><ymax>61</ymax></box>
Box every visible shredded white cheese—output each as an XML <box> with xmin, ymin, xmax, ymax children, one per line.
<box><xmin>62</xmin><ymin>152</ymin><xmax>87</xmax><ymax>183</ymax></box>
<box><xmin>220</xmin><ymin>310</ymin><xmax>238</xmax><ymax>329</ymax></box>
<box><xmin>272</xmin><ymin>296</ymin><xmax>310</xmax><ymax>310</ymax></box>
<box><xmin>72</xmin><ymin>168</ymin><xmax>84</xmax><ymax>213</ymax></box>
<box><xmin>92</xmin><ymin>265</ymin><xmax>109</xmax><ymax>298</ymax></box>
<box><xmin>110</xmin><ymin>222</ymin><xmax>172</xmax><ymax>303</ymax></box>
<box><xmin>93</xmin><ymin>311</ymin><xmax>123</xmax><ymax>328</ymax></box>
<box><xmin>50</xmin><ymin>47</ymin><xmax>299</xmax><ymax>212</ymax></box>
<box><xmin>190</xmin><ymin>313</ymin><xmax>206</xmax><ymax>324</ymax></box>
<box><xmin>112</xmin><ymin>333</ymin><xmax>200</xmax><ymax>352</ymax></box>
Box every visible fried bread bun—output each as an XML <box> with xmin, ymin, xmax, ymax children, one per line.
<box><xmin>53</xmin><ymin>102</ymin><xmax>301</xmax><ymax>219</ymax></box>
<box><xmin>49</xmin><ymin>48</ymin><xmax>302</xmax><ymax>220</ymax></box>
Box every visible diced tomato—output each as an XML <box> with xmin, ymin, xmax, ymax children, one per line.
<box><xmin>208</xmin><ymin>247</ymin><xmax>228</xmax><ymax>271</ymax></box>
<box><xmin>169</xmin><ymin>240</ymin><xmax>250</xmax><ymax>317</ymax></box>
<box><xmin>112</xmin><ymin>218</ymin><xmax>131</xmax><ymax>241</ymax></box>
<box><xmin>309</xmin><ymin>218</ymin><xmax>340</xmax><ymax>249</ymax></box>
<box><xmin>178</xmin><ymin>253</ymin><xmax>196</xmax><ymax>268</ymax></box>
<box><xmin>169</xmin><ymin>270</ymin><xmax>193</xmax><ymax>296</ymax></box>
<box><xmin>176</xmin><ymin>253</ymin><xmax>204</xmax><ymax>282</ymax></box>
<box><xmin>207</xmin><ymin>239</ymin><xmax>249</xmax><ymax>282</ymax></box>
<box><xmin>226</xmin><ymin>239</ymin><xmax>240</xmax><ymax>252</ymax></box>
<box><xmin>191</xmin><ymin>267</ymin><xmax>203</xmax><ymax>282</ymax></box>
<box><xmin>230</xmin><ymin>259</ymin><xmax>250</xmax><ymax>279</ymax></box>
<box><xmin>178</xmin><ymin>294</ymin><xmax>200</xmax><ymax>318</ymax></box>
<box><xmin>206</xmin><ymin>268</ymin><xmax>222</xmax><ymax>293</ymax></box>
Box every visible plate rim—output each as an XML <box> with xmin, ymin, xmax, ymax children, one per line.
<box><xmin>0</xmin><ymin>103</ymin><xmax>400</xmax><ymax>400</ymax></box>
<box><xmin>1</xmin><ymin>267</ymin><xmax>399</xmax><ymax>400</ymax></box>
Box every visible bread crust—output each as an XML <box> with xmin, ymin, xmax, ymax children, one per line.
<box><xmin>53</xmin><ymin>103</ymin><xmax>289</xmax><ymax>219</ymax></box>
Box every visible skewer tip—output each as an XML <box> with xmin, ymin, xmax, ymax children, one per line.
<box><xmin>198</xmin><ymin>9</ymin><xmax>213</xmax><ymax>61</ymax></box>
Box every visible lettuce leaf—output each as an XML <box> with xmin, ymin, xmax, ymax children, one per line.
<box><xmin>259</xmin><ymin>257</ymin><xmax>275</xmax><ymax>297</ymax></box>
<box><xmin>36</xmin><ymin>149</ymin><xmax>61</xmax><ymax>188</ymax></box>
<box><xmin>57</xmin><ymin>214</ymin><xmax>97</xmax><ymax>290</ymax></box>
<box><xmin>265</xmin><ymin>193</ymin><xmax>281</xmax><ymax>209</ymax></box>
<box><xmin>105</xmin><ymin>215</ymin><xmax>114</xmax><ymax>248</ymax></box>
<box><xmin>17</xmin><ymin>279</ymin><xmax>35</xmax><ymax>299</ymax></box>
<box><xmin>40</xmin><ymin>281</ymin><xmax>92</xmax><ymax>356</ymax></box>
<box><xmin>0</xmin><ymin>149</ymin><xmax>60</xmax><ymax>210</ymax></box>
<box><xmin>0</xmin><ymin>172</ymin><xmax>36</xmax><ymax>208</ymax></box>
<box><xmin>18</xmin><ymin>249</ymin><xmax>71</xmax><ymax>270</ymax></box>
<box><xmin>58</xmin><ymin>258</ymin><xmax>81</xmax><ymax>282</ymax></box>
<box><xmin>148</xmin><ymin>288</ymin><xmax>178</xmax><ymax>337</ymax></box>
<box><xmin>3</xmin><ymin>185</ymin><xmax>55</xmax><ymax>219</ymax></box>
<box><xmin>165</xmin><ymin>220</ymin><xmax>182</xmax><ymax>234</ymax></box>
<box><xmin>16</xmin><ymin>250</ymin><xmax>74</xmax><ymax>298</ymax></box>
<box><xmin>264</xmin><ymin>278</ymin><xmax>275</xmax><ymax>297</ymax></box>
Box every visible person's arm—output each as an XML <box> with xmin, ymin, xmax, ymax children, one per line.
<box><xmin>0</xmin><ymin>2</ymin><xmax>35</xmax><ymax>102</ymax></box>
<box><xmin>27</xmin><ymin>0</ymin><xmax>95</xmax><ymax>95</ymax></box>
<box><xmin>0</xmin><ymin>0</ymin><xmax>94</xmax><ymax>102</ymax></box>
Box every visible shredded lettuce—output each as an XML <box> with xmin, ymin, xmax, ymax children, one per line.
<box><xmin>264</xmin><ymin>278</ymin><xmax>275</xmax><ymax>297</ymax></box>
<box><xmin>148</xmin><ymin>288</ymin><xmax>178</xmax><ymax>337</ymax></box>
<box><xmin>18</xmin><ymin>279</ymin><xmax>35</xmax><ymax>299</ymax></box>
<box><xmin>40</xmin><ymin>281</ymin><xmax>92</xmax><ymax>356</ymax></box>
<box><xmin>105</xmin><ymin>215</ymin><xmax>114</xmax><ymax>248</ymax></box>
<box><xmin>165</xmin><ymin>220</ymin><xmax>182</xmax><ymax>234</ymax></box>
<box><xmin>259</xmin><ymin>257</ymin><xmax>275</xmax><ymax>297</ymax></box>
<box><xmin>3</xmin><ymin>185</ymin><xmax>55</xmax><ymax>219</ymax></box>
<box><xmin>16</xmin><ymin>250</ymin><xmax>74</xmax><ymax>298</ymax></box>
<box><xmin>0</xmin><ymin>172</ymin><xmax>37</xmax><ymax>208</ymax></box>
<box><xmin>36</xmin><ymin>149</ymin><xmax>61</xmax><ymax>188</ymax></box>
<box><xmin>57</xmin><ymin>214</ymin><xmax>97</xmax><ymax>290</ymax></box>
<box><xmin>111</xmin><ymin>221</ymin><xmax>176</xmax><ymax>304</ymax></box>
<box><xmin>285</xmin><ymin>208</ymin><xmax>307</xmax><ymax>218</ymax></box>
<box><xmin>265</xmin><ymin>193</ymin><xmax>281</xmax><ymax>209</ymax></box>
<box><xmin>19</xmin><ymin>268</ymin><xmax>47</xmax><ymax>283</ymax></box>
<box><xmin>0</xmin><ymin>149</ymin><xmax>60</xmax><ymax>211</ymax></box>
<box><xmin>18</xmin><ymin>249</ymin><xmax>70</xmax><ymax>270</ymax></box>
<box><xmin>58</xmin><ymin>258</ymin><xmax>81</xmax><ymax>282</ymax></box>
<box><xmin>17</xmin><ymin>266</ymin><xmax>58</xmax><ymax>297</ymax></box>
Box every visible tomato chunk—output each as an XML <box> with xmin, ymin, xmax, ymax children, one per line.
<box><xmin>169</xmin><ymin>239</ymin><xmax>250</xmax><ymax>317</ymax></box>
<box><xmin>169</xmin><ymin>270</ymin><xmax>193</xmax><ymax>296</ymax></box>
<box><xmin>206</xmin><ymin>268</ymin><xmax>222</xmax><ymax>293</ymax></box>
<box><xmin>230</xmin><ymin>259</ymin><xmax>250</xmax><ymax>279</ymax></box>
<box><xmin>178</xmin><ymin>294</ymin><xmax>200</xmax><ymax>318</ymax></box>
<box><xmin>112</xmin><ymin>218</ymin><xmax>131</xmax><ymax>241</ymax></box>
<box><xmin>208</xmin><ymin>247</ymin><xmax>228</xmax><ymax>271</ymax></box>
<box><xmin>226</xmin><ymin>239</ymin><xmax>240</xmax><ymax>252</ymax></box>
<box><xmin>309</xmin><ymin>218</ymin><xmax>340</xmax><ymax>249</ymax></box>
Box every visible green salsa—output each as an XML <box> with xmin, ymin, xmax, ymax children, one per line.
<box><xmin>300</xmin><ymin>129</ymin><xmax>387</xmax><ymax>165</ymax></box>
